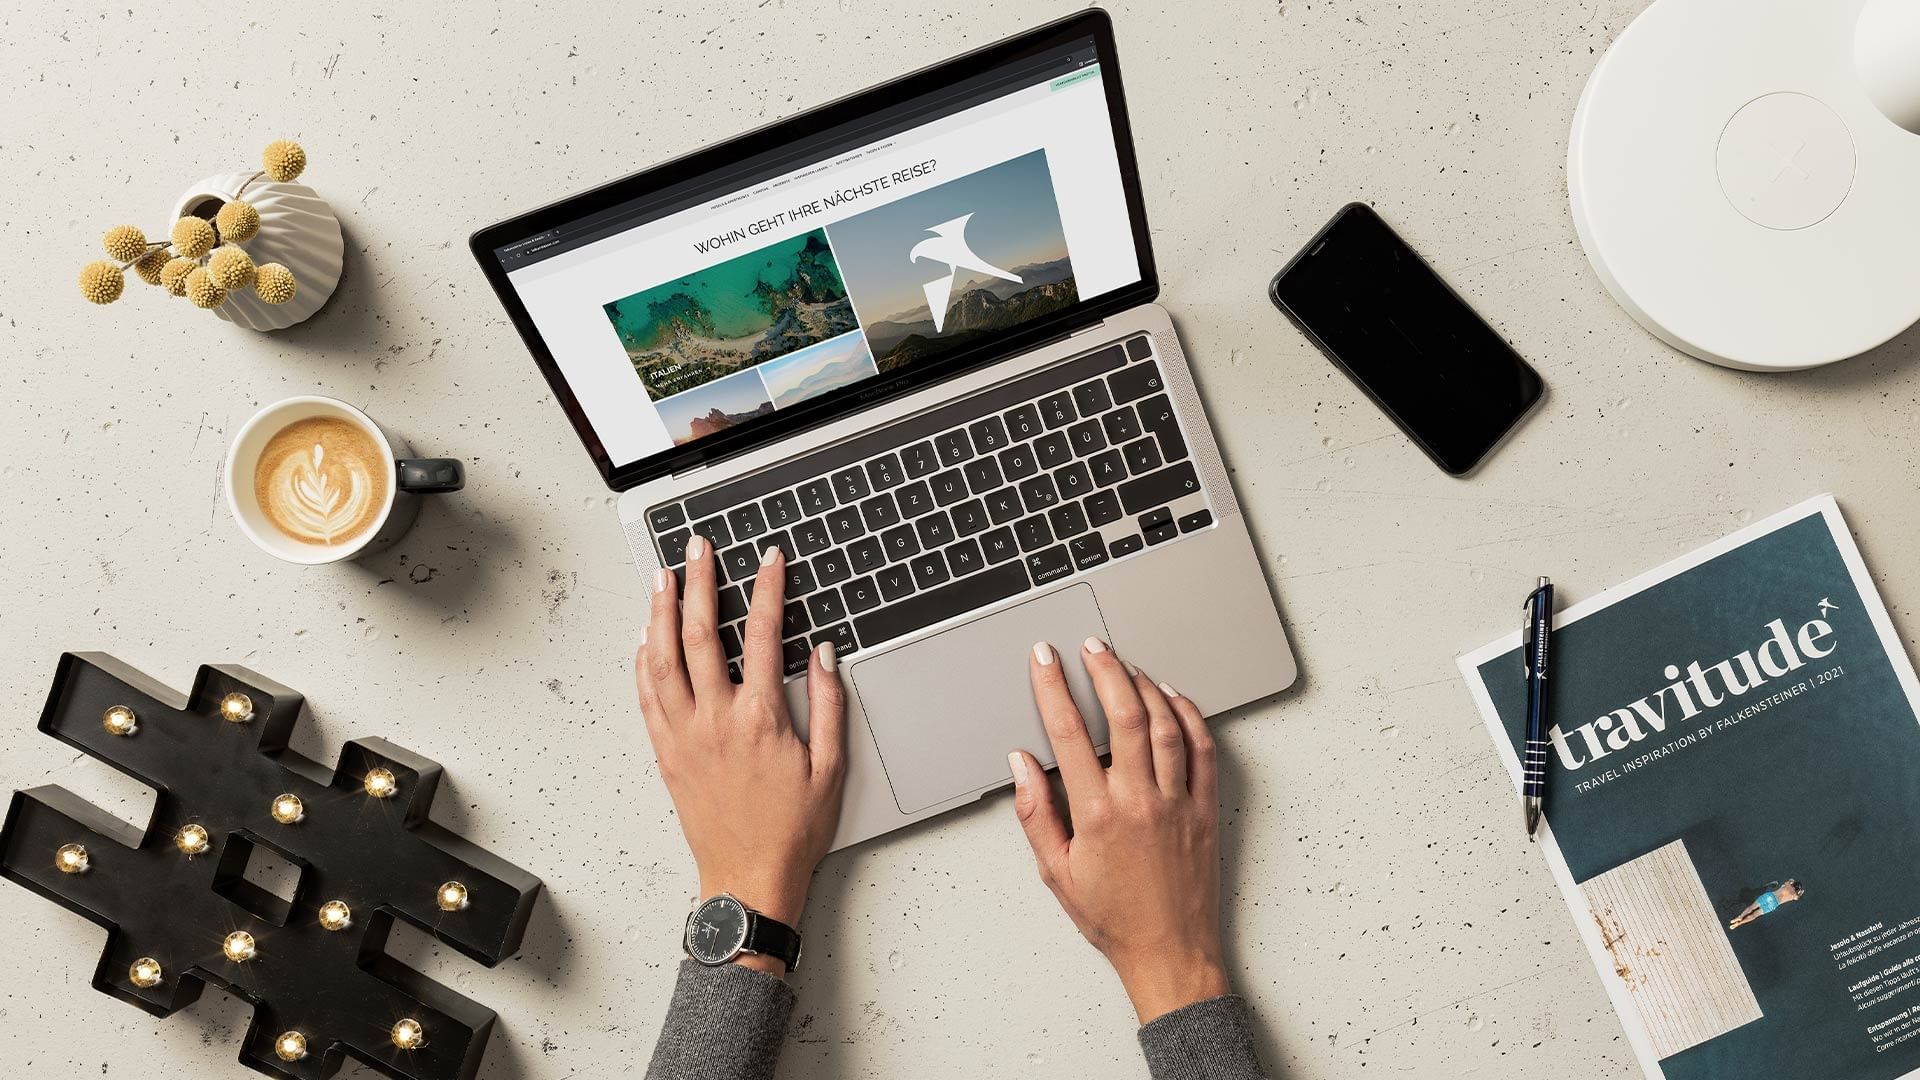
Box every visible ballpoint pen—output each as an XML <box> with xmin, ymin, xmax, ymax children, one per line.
<box><xmin>1522</xmin><ymin>576</ymin><xmax>1554</xmax><ymax>839</ymax></box>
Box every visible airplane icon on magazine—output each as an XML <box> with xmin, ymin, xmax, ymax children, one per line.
<box><xmin>909</xmin><ymin>213</ymin><xmax>1022</xmax><ymax>333</ymax></box>
<box><xmin>1818</xmin><ymin>597</ymin><xmax>1838</xmax><ymax>616</ymax></box>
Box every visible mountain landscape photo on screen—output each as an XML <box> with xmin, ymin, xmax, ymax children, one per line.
<box><xmin>602</xmin><ymin>228</ymin><xmax>857</xmax><ymax>401</ymax></box>
<box><xmin>654</xmin><ymin>366</ymin><xmax>776</xmax><ymax>446</ymax></box>
<box><xmin>756</xmin><ymin>331</ymin><xmax>878</xmax><ymax>409</ymax></box>
<box><xmin>826</xmin><ymin>150</ymin><xmax>1078</xmax><ymax>373</ymax></box>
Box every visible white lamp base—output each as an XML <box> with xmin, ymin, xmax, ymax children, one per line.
<box><xmin>1568</xmin><ymin>0</ymin><xmax>1920</xmax><ymax>371</ymax></box>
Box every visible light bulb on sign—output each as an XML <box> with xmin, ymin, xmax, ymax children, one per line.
<box><xmin>389</xmin><ymin>1018</ymin><xmax>426</xmax><ymax>1050</ymax></box>
<box><xmin>363</xmin><ymin>767</ymin><xmax>398</xmax><ymax>799</ymax></box>
<box><xmin>129</xmin><ymin>957</ymin><xmax>163</xmax><ymax>988</ymax></box>
<box><xmin>175</xmin><ymin>824</ymin><xmax>210</xmax><ymax>855</ymax></box>
<box><xmin>270</xmin><ymin>794</ymin><xmax>305</xmax><ymax>824</ymax></box>
<box><xmin>435</xmin><ymin>881</ymin><xmax>470</xmax><ymax>912</ymax></box>
<box><xmin>317</xmin><ymin>900</ymin><xmax>352</xmax><ymax>932</ymax></box>
<box><xmin>219</xmin><ymin>692</ymin><xmax>254</xmax><ymax>723</ymax></box>
<box><xmin>222</xmin><ymin>931</ymin><xmax>257</xmax><ymax>963</ymax></box>
<box><xmin>102</xmin><ymin>705</ymin><xmax>138</xmax><ymax>736</ymax></box>
<box><xmin>274</xmin><ymin>1031</ymin><xmax>309</xmax><ymax>1062</ymax></box>
<box><xmin>55</xmin><ymin>843</ymin><xmax>89</xmax><ymax>874</ymax></box>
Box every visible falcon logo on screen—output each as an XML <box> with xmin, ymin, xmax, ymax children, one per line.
<box><xmin>909</xmin><ymin>213</ymin><xmax>1023</xmax><ymax>332</ymax></box>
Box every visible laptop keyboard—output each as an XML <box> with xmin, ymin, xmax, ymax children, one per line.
<box><xmin>645</xmin><ymin>334</ymin><xmax>1213</xmax><ymax>681</ymax></box>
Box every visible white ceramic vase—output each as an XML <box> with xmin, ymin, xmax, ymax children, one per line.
<box><xmin>172</xmin><ymin>172</ymin><xmax>343</xmax><ymax>331</ymax></box>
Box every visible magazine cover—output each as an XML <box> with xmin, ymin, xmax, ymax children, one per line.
<box><xmin>1459</xmin><ymin>495</ymin><xmax>1920</xmax><ymax>1080</ymax></box>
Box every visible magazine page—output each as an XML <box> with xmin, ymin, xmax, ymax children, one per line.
<box><xmin>1459</xmin><ymin>495</ymin><xmax>1920</xmax><ymax>1080</ymax></box>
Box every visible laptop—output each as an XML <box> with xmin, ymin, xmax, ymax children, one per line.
<box><xmin>470</xmin><ymin>9</ymin><xmax>1296</xmax><ymax>849</ymax></box>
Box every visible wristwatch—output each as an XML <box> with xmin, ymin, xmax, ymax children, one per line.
<box><xmin>683</xmin><ymin>893</ymin><xmax>803</xmax><ymax>973</ymax></box>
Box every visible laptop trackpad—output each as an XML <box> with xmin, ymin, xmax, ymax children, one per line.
<box><xmin>850</xmin><ymin>583</ymin><xmax>1111</xmax><ymax>815</ymax></box>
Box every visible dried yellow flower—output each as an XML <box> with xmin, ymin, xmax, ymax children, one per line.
<box><xmin>253</xmin><ymin>263</ymin><xmax>297</xmax><ymax>304</ymax></box>
<box><xmin>160</xmin><ymin>257</ymin><xmax>198</xmax><ymax>296</ymax></box>
<box><xmin>184</xmin><ymin>267</ymin><xmax>227</xmax><ymax>308</ymax></box>
<box><xmin>79</xmin><ymin>260</ymin><xmax>125</xmax><ymax>304</ymax></box>
<box><xmin>103</xmin><ymin>225</ymin><xmax>148</xmax><ymax>262</ymax></box>
<box><xmin>133</xmin><ymin>247</ymin><xmax>172</xmax><ymax>286</ymax></box>
<box><xmin>262</xmin><ymin>140</ymin><xmax>307</xmax><ymax>183</ymax></box>
<box><xmin>208</xmin><ymin>246</ymin><xmax>256</xmax><ymax>290</ymax></box>
<box><xmin>215</xmin><ymin>200</ymin><xmax>260</xmax><ymax>243</ymax></box>
<box><xmin>172</xmin><ymin>217</ymin><xmax>216</xmax><ymax>260</ymax></box>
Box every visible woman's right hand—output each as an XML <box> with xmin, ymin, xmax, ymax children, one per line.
<box><xmin>1007</xmin><ymin>637</ymin><xmax>1231</xmax><ymax>1024</ymax></box>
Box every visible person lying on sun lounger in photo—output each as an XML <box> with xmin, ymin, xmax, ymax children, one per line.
<box><xmin>1729</xmin><ymin>880</ymin><xmax>1805</xmax><ymax>929</ymax></box>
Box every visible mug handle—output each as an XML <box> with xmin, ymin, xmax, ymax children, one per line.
<box><xmin>396</xmin><ymin>459</ymin><xmax>465</xmax><ymax>494</ymax></box>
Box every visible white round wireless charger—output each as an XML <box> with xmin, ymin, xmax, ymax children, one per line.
<box><xmin>1568</xmin><ymin>0</ymin><xmax>1920</xmax><ymax>371</ymax></box>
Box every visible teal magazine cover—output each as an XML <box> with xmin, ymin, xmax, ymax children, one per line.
<box><xmin>1460</xmin><ymin>495</ymin><xmax>1920</xmax><ymax>1080</ymax></box>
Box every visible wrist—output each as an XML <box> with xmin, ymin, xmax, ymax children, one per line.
<box><xmin>1114</xmin><ymin>950</ymin><xmax>1231</xmax><ymax>1025</ymax></box>
<box><xmin>697</xmin><ymin>873</ymin><xmax>810</xmax><ymax>926</ymax></box>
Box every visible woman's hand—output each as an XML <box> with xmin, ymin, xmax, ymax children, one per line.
<box><xmin>635</xmin><ymin>535</ymin><xmax>847</xmax><ymax>976</ymax></box>
<box><xmin>1008</xmin><ymin>638</ymin><xmax>1229</xmax><ymax>1023</ymax></box>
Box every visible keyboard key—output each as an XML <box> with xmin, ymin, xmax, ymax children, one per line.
<box><xmin>1035</xmin><ymin>431</ymin><xmax>1073</xmax><ymax>470</ymax></box>
<box><xmin>881</xmin><ymin>524</ymin><xmax>920</xmax><ymax>562</ymax></box>
<box><xmin>1086</xmin><ymin>490</ymin><xmax>1122</xmax><ymax>526</ymax></box>
<box><xmin>721</xmin><ymin>543</ymin><xmax>761</xmax><ymax>582</ymax></box>
<box><xmin>1109</xmin><ymin>362</ymin><xmax>1165</xmax><ymax>403</ymax></box>
<box><xmin>847</xmin><ymin>536</ymin><xmax>886</xmax><ymax>574</ymax></box>
<box><xmin>945</xmin><ymin>537</ymin><xmax>984</xmax><ymax>576</ymax></box>
<box><xmin>1067</xmin><ymin>419</ymin><xmax>1107</xmax><ymax>457</ymax></box>
<box><xmin>814</xmin><ymin>547</ymin><xmax>852</xmax><ymax>586</ymax></box>
<box><xmin>930</xmin><ymin>469</ymin><xmax>967</xmax><ymax>506</ymax></box>
<box><xmin>860</xmin><ymin>494</ymin><xmax>901</xmax><ymax>531</ymax></box>
<box><xmin>719</xmin><ymin>624</ymin><xmax>743</xmax><ymax>660</ymax></box>
<box><xmin>763</xmin><ymin>492</ymin><xmax>802</xmax><ymax>530</ymax></box>
<box><xmin>876</xmin><ymin>563</ymin><xmax>916</xmax><ymax>601</ymax></box>
<box><xmin>985</xmin><ymin>487</ymin><xmax>1024</xmax><ymax>524</ymax></box>
<box><xmin>895</xmin><ymin>480</ymin><xmax>935</xmax><ymax>518</ymax></box>
<box><xmin>649</xmin><ymin>504</ymin><xmax>686</xmax><ymax>532</ymax></box>
<box><xmin>968</xmin><ymin>416</ymin><xmax>1009</xmax><ymax>452</ymax></box>
<box><xmin>727</xmin><ymin>661</ymin><xmax>742</xmax><ymax>685</ymax></box>
<box><xmin>811</xmin><ymin>621</ymin><xmax>858</xmax><ymax>658</ymax></box>
<box><xmin>1102</xmin><ymin>406</ymin><xmax>1142</xmax><ymax>444</ymax></box>
<box><xmin>792</xmin><ymin>517</ymin><xmax>831</xmax><ymax>556</ymax></box>
<box><xmin>999</xmin><ymin>443</ymin><xmax>1039</xmax><ymax>482</ymax></box>
<box><xmin>1146</xmin><ymin>520</ymin><xmax>1179</xmax><ymax>546</ymax></box>
<box><xmin>951</xmin><ymin>499</ymin><xmax>989</xmax><ymax>536</ymax></box>
<box><xmin>1125</xmin><ymin>335</ymin><xmax>1153</xmax><ymax>361</ymax></box>
<box><xmin>659</xmin><ymin>528</ymin><xmax>692</xmax><ymax>565</ymax></box>
<box><xmin>1072</xmin><ymin>380</ymin><xmax>1112</xmax><ymax>417</ymax></box>
<box><xmin>719</xmin><ymin>586</ymin><xmax>749</xmax><ymax>624</ymax></box>
<box><xmin>1069</xmin><ymin>533</ymin><xmax>1109</xmax><ymax>570</ymax></box>
<box><xmin>1055</xmin><ymin>461</ymin><xmax>1093</xmax><ymax>500</ymax></box>
<box><xmin>915</xmin><ymin>511</ymin><xmax>955</xmax><ymax>549</ymax></box>
<box><xmin>843</xmin><ymin>576</ymin><xmax>882</xmax><ymax>614</ymax></box>
<box><xmin>786</xmin><ymin>561</ymin><xmax>817</xmax><ymax>598</ymax></box>
<box><xmin>909</xmin><ymin>550</ymin><xmax>950</xmax><ymax>589</ymax></box>
<box><xmin>1140</xmin><ymin>508</ymin><xmax>1175</xmax><ymax>532</ymax></box>
<box><xmin>980</xmin><ymin>527</ymin><xmax>1020</xmax><ymax>563</ymax></box>
<box><xmin>1038</xmin><ymin>392</ymin><xmax>1077</xmax><ymax>429</ymax></box>
<box><xmin>757</xmin><ymin>530</ymin><xmax>795</xmax><ymax>562</ymax></box>
<box><xmin>1123</xmin><ymin>437</ymin><xmax>1162</xmax><ymax>475</ymax></box>
<box><xmin>1137</xmin><ymin>394</ymin><xmax>1188</xmax><ymax>463</ymax></box>
<box><xmin>691</xmin><ymin>516</ymin><xmax>733</xmax><ymax>550</ymax></box>
<box><xmin>900</xmin><ymin>442</ymin><xmax>939</xmax><ymax>479</ymax></box>
<box><xmin>934</xmin><ymin>429</ymin><xmax>973</xmax><ymax>466</ymax></box>
<box><xmin>783</xmin><ymin>637</ymin><xmax>812</xmax><ymax>677</ymax></box>
<box><xmin>1089</xmin><ymin>450</ymin><xmax>1128</xmax><ymax>488</ymax></box>
<box><xmin>1019</xmin><ymin>473</ymin><xmax>1060</xmax><ymax>514</ymax></box>
<box><xmin>962</xmin><ymin>457</ymin><xmax>1002</xmax><ymax>494</ymax></box>
<box><xmin>866</xmin><ymin>453</ymin><xmax>905</xmax><ymax>491</ymax></box>
<box><xmin>1004</xmin><ymin>404</ymin><xmax>1043</xmax><ymax>441</ymax></box>
<box><xmin>1048</xmin><ymin>501</ymin><xmax>1089</xmax><ymax>539</ymax></box>
<box><xmin>806</xmin><ymin>590</ymin><xmax>848</xmax><ymax>627</ymax></box>
<box><xmin>1015</xmin><ymin>514</ymin><xmax>1054</xmax><ymax>552</ymax></box>
<box><xmin>1027</xmin><ymin>545</ymin><xmax>1073</xmax><ymax>585</ymax></box>
<box><xmin>797</xmin><ymin>478</ymin><xmax>836</xmax><ymax>515</ymax></box>
<box><xmin>1120</xmin><ymin>462</ymin><xmax>1202</xmax><ymax>516</ymax></box>
<box><xmin>1179</xmin><ymin>508</ymin><xmax>1214</xmax><ymax>533</ymax></box>
<box><xmin>782</xmin><ymin>602</ymin><xmax>811</xmax><ymax>639</ymax></box>
<box><xmin>1109</xmin><ymin>534</ymin><xmax>1145</xmax><ymax>558</ymax></box>
<box><xmin>831</xmin><ymin>467</ymin><xmax>870</xmax><ymax>502</ymax></box>
<box><xmin>853</xmin><ymin>561</ymin><xmax>1031</xmax><ymax>646</ymax></box>
<box><xmin>826</xmin><ymin>506</ymin><xmax>866</xmax><ymax>544</ymax></box>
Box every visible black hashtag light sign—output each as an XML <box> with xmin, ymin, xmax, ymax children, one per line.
<box><xmin>0</xmin><ymin>653</ymin><xmax>542</xmax><ymax>1080</ymax></box>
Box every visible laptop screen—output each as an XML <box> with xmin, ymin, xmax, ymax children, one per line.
<box><xmin>476</xmin><ymin>14</ymin><xmax>1152</xmax><ymax>488</ymax></box>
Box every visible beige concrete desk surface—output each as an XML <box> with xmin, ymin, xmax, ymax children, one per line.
<box><xmin>4</xmin><ymin>0</ymin><xmax>1917</xmax><ymax>1076</ymax></box>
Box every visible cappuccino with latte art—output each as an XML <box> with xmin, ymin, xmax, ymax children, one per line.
<box><xmin>253</xmin><ymin>417</ymin><xmax>389</xmax><ymax>545</ymax></box>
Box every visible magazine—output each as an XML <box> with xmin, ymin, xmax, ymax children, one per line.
<box><xmin>1459</xmin><ymin>495</ymin><xmax>1920</xmax><ymax>1080</ymax></box>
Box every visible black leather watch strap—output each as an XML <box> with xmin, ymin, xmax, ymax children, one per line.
<box><xmin>743</xmin><ymin>912</ymin><xmax>803</xmax><ymax>973</ymax></box>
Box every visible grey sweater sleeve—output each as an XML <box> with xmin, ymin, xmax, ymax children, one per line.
<box><xmin>1137</xmin><ymin>995</ymin><xmax>1269</xmax><ymax>1080</ymax></box>
<box><xmin>646</xmin><ymin>959</ymin><xmax>795</xmax><ymax>1080</ymax></box>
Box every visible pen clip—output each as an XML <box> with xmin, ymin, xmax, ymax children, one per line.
<box><xmin>1521</xmin><ymin>591</ymin><xmax>1536</xmax><ymax>676</ymax></box>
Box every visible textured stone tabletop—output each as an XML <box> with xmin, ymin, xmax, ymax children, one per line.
<box><xmin>5</xmin><ymin>1</ymin><xmax>1918</xmax><ymax>1077</ymax></box>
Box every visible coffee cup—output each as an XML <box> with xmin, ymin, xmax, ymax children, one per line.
<box><xmin>225</xmin><ymin>395</ymin><xmax>464</xmax><ymax>564</ymax></box>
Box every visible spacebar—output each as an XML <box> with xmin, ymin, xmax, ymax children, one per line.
<box><xmin>853</xmin><ymin>562</ymin><xmax>1032</xmax><ymax>647</ymax></box>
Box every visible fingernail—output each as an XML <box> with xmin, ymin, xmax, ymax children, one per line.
<box><xmin>1158</xmin><ymin>681</ymin><xmax>1181</xmax><ymax>699</ymax></box>
<box><xmin>1007</xmin><ymin>751</ymin><xmax>1030</xmax><ymax>786</ymax></box>
<box><xmin>685</xmin><ymin>535</ymin><xmax>707</xmax><ymax>559</ymax></box>
<box><xmin>760</xmin><ymin>544</ymin><xmax>781</xmax><ymax>567</ymax></box>
<box><xmin>1124</xmin><ymin>661</ymin><xmax>1139</xmax><ymax>677</ymax></box>
<box><xmin>1083</xmin><ymin>636</ymin><xmax>1108</xmax><ymax>654</ymax></box>
<box><xmin>655</xmin><ymin>567</ymin><xmax>672</xmax><ymax>593</ymax></box>
<box><xmin>817</xmin><ymin>641</ymin><xmax>837</xmax><ymax>672</ymax></box>
<box><xmin>639</xmin><ymin>625</ymin><xmax>648</xmax><ymax>647</ymax></box>
<box><xmin>1032</xmin><ymin>641</ymin><xmax>1056</xmax><ymax>666</ymax></box>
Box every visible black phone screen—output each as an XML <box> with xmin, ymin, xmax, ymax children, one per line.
<box><xmin>1269</xmin><ymin>203</ymin><xmax>1542</xmax><ymax>475</ymax></box>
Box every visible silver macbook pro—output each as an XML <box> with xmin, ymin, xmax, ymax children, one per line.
<box><xmin>471</xmin><ymin>9</ymin><xmax>1296</xmax><ymax>849</ymax></box>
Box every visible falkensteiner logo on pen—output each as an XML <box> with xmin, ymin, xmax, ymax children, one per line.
<box><xmin>1547</xmin><ymin>608</ymin><xmax>1838</xmax><ymax>772</ymax></box>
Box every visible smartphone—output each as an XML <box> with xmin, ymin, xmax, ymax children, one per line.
<box><xmin>1269</xmin><ymin>203</ymin><xmax>1543</xmax><ymax>475</ymax></box>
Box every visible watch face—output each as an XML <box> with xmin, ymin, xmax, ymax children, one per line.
<box><xmin>687</xmin><ymin>895</ymin><xmax>750</xmax><ymax>964</ymax></box>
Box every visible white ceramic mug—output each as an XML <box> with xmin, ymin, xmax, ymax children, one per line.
<box><xmin>225</xmin><ymin>396</ymin><xmax>464</xmax><ymax>564</ymax></box>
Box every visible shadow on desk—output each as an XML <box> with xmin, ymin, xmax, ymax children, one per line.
<box><xmin>352</xmin><ymin>494</ymin><xmax>522</xmax><ymax>617</ymax></box>
<box><xmin>1780</xmin><ymin>317</ymin><xmax>1920</xmax><ymax>391</ymax></box>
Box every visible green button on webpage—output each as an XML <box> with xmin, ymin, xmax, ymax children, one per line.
<box><xmin>1050</xmin><ymin>66</ymin><xmax>1100</xmax><ymax>91</ymax></box>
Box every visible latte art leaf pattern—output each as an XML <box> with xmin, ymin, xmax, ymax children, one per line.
<box><xmin>284</xmin><ymin>442</ymin><xmax>369</xmax><ymax>543</ymax></box>
<box><xmin>254</xmin><ymin>417</ymin><xmax>389</xmax><ymax>547</ymax></box>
